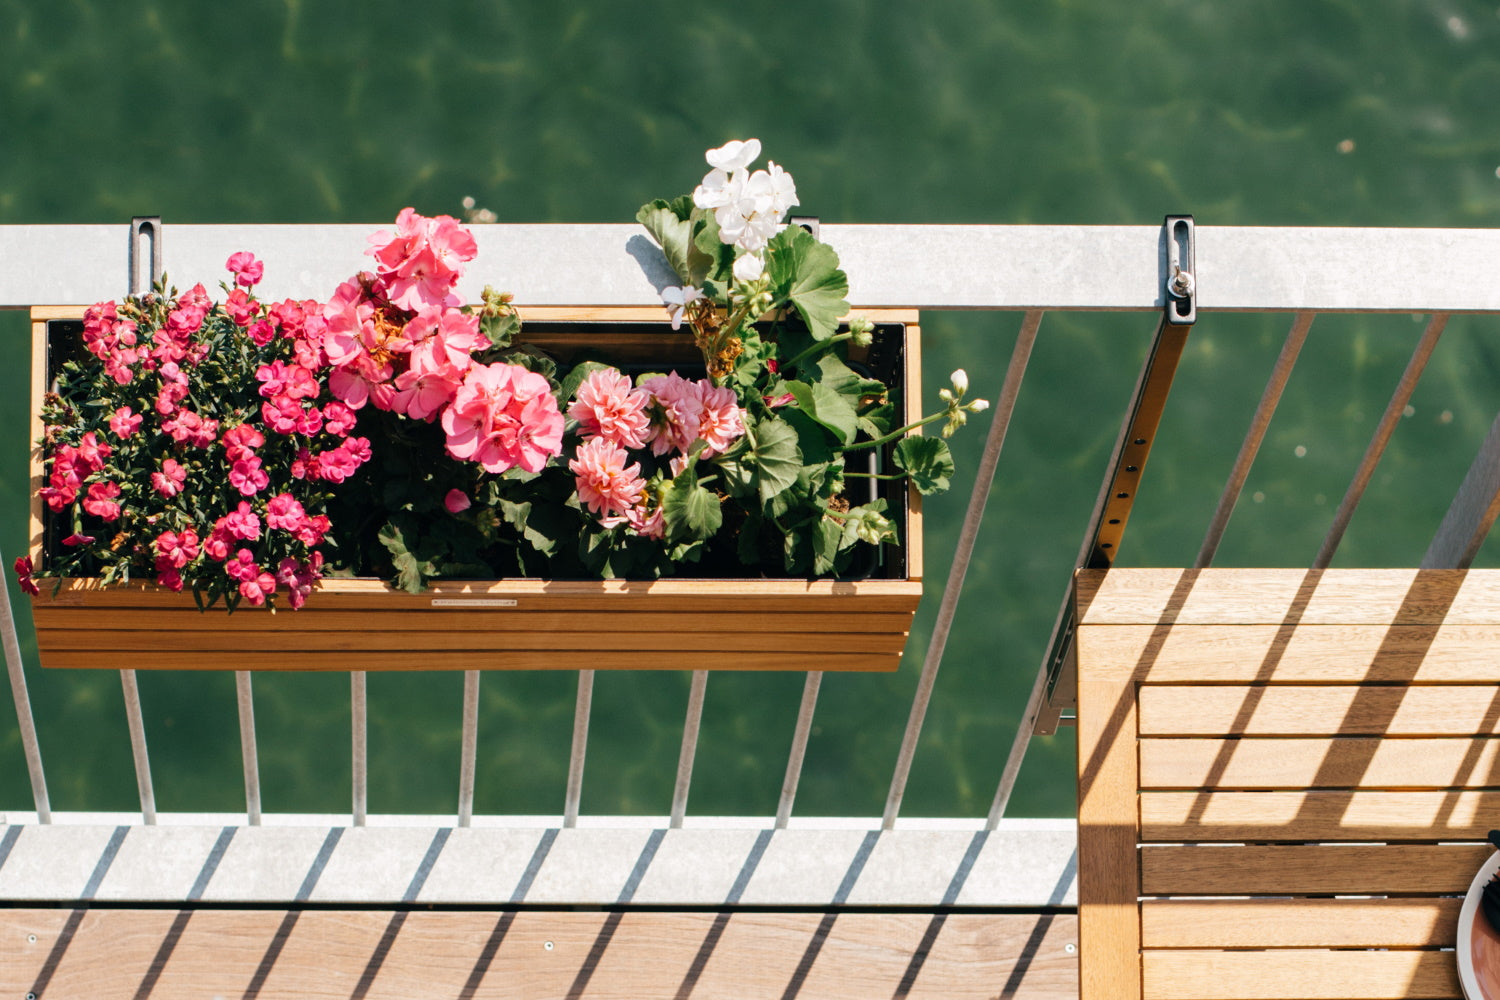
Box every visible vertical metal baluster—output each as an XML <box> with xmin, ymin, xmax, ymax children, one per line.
<box><xmin>670</xmin><ymin>670</ymin><xmax>708</xmax><ymax>829</ymax></box>
<box><xmin>1195</xmin><ymin>312</ymin><xmax>1315</xmax><ymax>568</ymax></box>
<box><xmin>885</xmin><ymin>311</ymin><xmax>1042</xmax><ymax>829</ymax></box>
<box><xmin>120</xmin><ymin>669</ymin><xmax>156</xmax><ymax>824</ymax></box>
<box><xmin>564</xmin><ymin>669</ymin><xmax>594</xmax><ymax>828</ymax></box>
<box><xmin>235</xmin><ymin>671</ymin><xmax>261</xmax><ymax>825</ymax></box>
<box><xmin>775</xmin><ymin>671</ymin><xmax>823</xmax><ymax>829</ymax></box>
<box><xmin>458</xmin><ymin>670</ymin><xmax>479</xmax><ymax>827</ymax></box>
<box><xmin>1314</xmin><ymin>313</ymin><xmax>1448</xmax><ymax>568</ymax></box>
<box><xmin>1</xmin><ymin>570</ymin><xmax>49</xmax><ymax>822</ymax></box>
<box><xmin>351</xmin><ymin>672</ymin><xmax>367</xmax><ymax>826</ymax></box>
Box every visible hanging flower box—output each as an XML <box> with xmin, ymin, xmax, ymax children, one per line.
<box><xmin>22</xmin><ymin>142</ymin><xmax>987</xmax><ymax>674</ymax></box>
<box><xmin>26</xmin><ymin>303</ymin><xmax>928</xmax><ymax>673</ymax></box>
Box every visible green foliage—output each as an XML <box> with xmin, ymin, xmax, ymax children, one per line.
<box><xmin>893</xmin><ymin>435</ymin><xmax>956</xmax><ymax>495</ymax></box>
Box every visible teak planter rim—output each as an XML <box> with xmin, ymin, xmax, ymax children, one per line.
<box><xmin>29</xmin><ymin>306</ymin><xmax>924</xmax><ymax>673</ymax></box>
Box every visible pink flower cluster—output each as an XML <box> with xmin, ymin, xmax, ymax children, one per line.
<box><xmin>319</xmin><ymin>208</ymin><xmax>564</xmax><ymax>475</ymax></box>
<box><xmin>43</xmin><ymin>254</ymin><xmax>354</xmax><ymax>608</ymax></box>
<box><xmin>565</xmin><ymin>369</ymin><xmax>747</xmax><ymax>538</ymax></box>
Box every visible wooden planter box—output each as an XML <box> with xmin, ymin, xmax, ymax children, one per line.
<box><xmin>1075</xmin><ymin>567</ymin><xmax>1500</xmax><ymax>1000</ymax></box>
<box><xmin>28</xmin><ymin>306</ymin><xmax>924</xmax><ymax>672</ymax></box>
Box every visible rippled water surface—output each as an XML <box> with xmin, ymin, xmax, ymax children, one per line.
<box><xmin>3</xmin><ymin>1</ymin><xmax>1500</xmax><ymax>819</ymax></box>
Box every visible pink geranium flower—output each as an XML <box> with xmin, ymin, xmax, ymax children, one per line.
<box><xmin>569</xmin><ymin>437</ymin><xmax>646</xmax><ymax>518</ymax></box>
<box><xmin>569</xmin><ymin>368</ymin><xmax>651</xmax><ymax>449</ymax></box>
<box><xmin>444</xmin><ymin>489</ymin><xmax>471</xmax><ymax>514</ymax></box>
<box><xmin>640</xmin><ymin>372</ymin><xmax>705</xmax><ymax>456</ymax></box>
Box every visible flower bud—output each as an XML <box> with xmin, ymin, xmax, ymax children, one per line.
<box><xmin>950</xmin><ymin>369</ymin><xmax>969</xmax><ymax>396</ymax></box>
<box><xmin>969</xmin><ymin>398</ymin><xmax>990</xmax><ymax>412</ymax></box>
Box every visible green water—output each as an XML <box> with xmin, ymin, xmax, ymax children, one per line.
<box><xmin>3</xmin><ymin>0</ymin><xmax>1500</xmax><ymax>819</ymax></box>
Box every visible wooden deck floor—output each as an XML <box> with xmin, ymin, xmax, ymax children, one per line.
<box><xmin>2</xmin><ymin>907</ymin><xmax>1077</xmax><ymax>999</ymax></box>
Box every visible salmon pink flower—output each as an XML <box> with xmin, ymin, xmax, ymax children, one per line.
<box><xmin>569</xmin><ymin>368</ymin><xmax>650</xmax><ymax>449</ymax></box>
<box><xmin>570</xmin><ymin>437</ymin><xmax>646</xmax><ymax>518</ymax></box>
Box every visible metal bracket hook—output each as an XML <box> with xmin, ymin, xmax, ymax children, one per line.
<box><xmin>1164</xmin><ymin>214</ymin><xmax>1195</xmax><ymax>326</ymax></box>
<box><xmin>129</xmin><ymin>217</ymin><xmax>162</xmax><ymax>297</ymax></box>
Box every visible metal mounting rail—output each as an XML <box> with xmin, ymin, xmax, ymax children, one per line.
<box><xmin>4</xmin><ymin>223</ymin><xmax>1500</xmax><ymax>311</ymax></box>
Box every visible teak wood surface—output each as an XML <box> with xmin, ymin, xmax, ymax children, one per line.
<box><xmin>29</xmin><ymin>307</ymin><xmax>924</xmax><ymax>672</ymax></box>
<box><xmin>1075</xmin><ymin>567</ymin><xmax>1500</xmax><ymax>1000</ymax></box>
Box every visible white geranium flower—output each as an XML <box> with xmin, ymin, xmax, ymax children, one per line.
<box><xmin>705</xmin><ymin>138</ymin><xmax>761</xmax><ymax>173</ymax></box>
<box><xmin>764</xmin><ymin>161</ymin><xmax>799</xmax><ymax>215</ymax></box>
<box><xmin>732</xmin><ymin>252</ymin><xmax>765</xmax><ymax>283</ymax></box>
<box><xmin>693</xmin><ymin>167</ymin><xmax>740</xmax><ymax>210</ymax></box>
<box><xmin>661</xmin><ymin>285</ymin><xmax>702</xmax><ymax>330</ymax></box>
<box><xmin>951</xmin><ymin>369</ymin><xmax>969</xmax><ymax>396</ymax></box>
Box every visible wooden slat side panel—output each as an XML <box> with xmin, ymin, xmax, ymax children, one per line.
<box><xmin>1142</xmin><ymin>789</ymin><xmax>1500</xmax><ymax>841</ymax></box>
<box><xmin>0</xmin><ymin>909</ymin><xmax>1078</xmax><ymax>1000</ymax></box>
<box><xmin>1140</xmin><ymin>843</ymin><xmax>1488</xmax><ymax>895</ymax></box>
<box><xmin>1140</xmin><ymin>685</ymin><xmax>1500</xmax><ymax>736</ymax></box>
<box><xmin>1141</xmin><ymin>898</ymin><xmax>1461</xmax><ymax>948</ymax></box>
<box><xmin>36</xmin><ymin>649</ymin><xmax>902</xmax><ymax>672</ymax></box>
<box><xmin>1076</xmin><ymin>664</ymin><xmax>1142</xmax><ymax>1000</ymax></box>
<box><xmin>31</xmin><ymin>577</ymin><xmax>926</xmax><ymax>612</ymax></box>
<box><xmin>34</xmin><ymin>628</ymin><xmax>908</xmax><ymax>654</ymax></box>
<box><xmin>31</xmin><ymin>607</ymin><xmax>916</xmax><ymax>634</ymax></box>
<box><xmin>1085</xmin><ymin>623</ymin><xmax>1500</xmax><ymax>683</ymax></box>
<box><xmin>1076</xmin><ymin>568</ymin><xmax>1500</xmax><ymax>627</ymax></box>
<box><xmin>1140</xmin><ymin>737</ymin><xmax>1500</xmax><ymax>789</ymax></box>
<box><xmin>1142</xmin><ymin>949</ymin><xmax>1459</xmax><ymax>1000</ymax></box>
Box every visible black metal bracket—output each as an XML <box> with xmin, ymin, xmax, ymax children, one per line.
<box><xmin>1164</xmin><ymin>214</ymin><xmax>1195</xmax><ymax>325</ymax></box>
<box><xmin>129</xmin><ymin>216</ymin><xmax>162</xmax><ymax>296</ymax></box>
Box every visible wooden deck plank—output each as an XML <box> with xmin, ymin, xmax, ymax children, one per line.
<box><xmin>1140</xmin><ymin>898</ymin><xmax>1461</xmax><ymax>948</ymax></box>
<box><xmin>1141</xmin><ymin>789</ymin><xmax>1500</xmax><ymax>841</ymax></box>
<box><xmin>1076</xmin><ymin>667</ymin><xmax>1141</xmax><ymax>1000</ymax></box>
<box><xmin>1139</xmin><ymin>737</ymin><xmax>1500</xmax><ymax>789</ymax></box>
<box><xmin>0</xmin><ymin>909</ymin><xmax>1078</xmax><ymax>1000</ymax></box>
<box><xmin>1080</xmin><ymin>623</ymin><xmax>1500</xmax><ymax>683</ymax></box>
<box><xmin>1076</xmin><ymin>567</ymin><xmax>1500</xmax><ymax>627</ymax></box>
<box><xmin>1140</xmin><ymin>843</ymin><xmax>1488</xmax><ymax>895</ymax></box>
<box><xmin>1142</xmin><ymin>948</ymin><xmax>1459</xmax><ymax>1000</ymax></box>
<box><xmin>1139</xmin><ymin>684</ymin><xmax>1500</xmax><ymax>736</ymax></box>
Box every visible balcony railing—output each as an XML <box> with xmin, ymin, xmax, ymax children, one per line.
<box><xmin>3</xmin><ymin>220</ymin><xmax>1499</xmax><ymax>916</ymax></box>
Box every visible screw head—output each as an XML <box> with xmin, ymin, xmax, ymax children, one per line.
<box><xmin>1065</xmin><ymin>943</ymin><xmax>1077</xmax><ymax>954</ymax></box>
<box><xmin>27</xmin><ymin>934</ymin><xmax>37</xmax><ymax>943</ymax></box>
<box><xmin>544</xmin><ymin>940</ymin><xmax>554</xmax><ymax>951</ymax></box>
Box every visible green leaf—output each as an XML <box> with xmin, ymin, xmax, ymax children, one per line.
<box><xmin>481</xmin><ymin>309</ymin><xmax>520</xmax><ymax>349</ymax></box>
<box><xmin>892</xmin><ymin>436</ymin><xmax>955</xmax><ymax>495</ymax></box>
<box><xmin>785</xmin><ymin>379</ymin><xmax>858</xmax><ymax>445</ymax></box>
<box><xmin>743</xmin><ymin>417</ymin><xmax>803</xmax><ymax>504</ymax></box>
<box><xmin>637</xmin><ymin>200</ymin><xmax>699</xmax><ymax>285</ymax></box>
<box><xmin>811</xmin><ymin>517</ymin><xmax>843</xmax><ymax>576</ymax></box>
<box><xmin>692</xmin><ymin>212</ymin><xmax>735</xmax><ymax>286</ymax></box>
<box><xmin>378</xmin><ymin>522</ymin><xmax>430</xmax><ymax>594</ymax></box>
<box><xmin>499</xmin><ymin>498</ymin><xmax>561</xmax><ymax>557</ymax></box>
<box><xmin>766</xmin><ymin>227</ymin><xmax>849</xmax><ymax>342</ymax></box>
<box><xmin>663</xmin><ymin>474</ymin><xmax>723</xmax><ymax>542</ymax></box>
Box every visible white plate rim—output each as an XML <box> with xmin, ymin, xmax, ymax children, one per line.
<box><xmin>1458</xmin><ymin>850</ymin><xmax>1500</xmax><ymax>1000</ymax></box>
